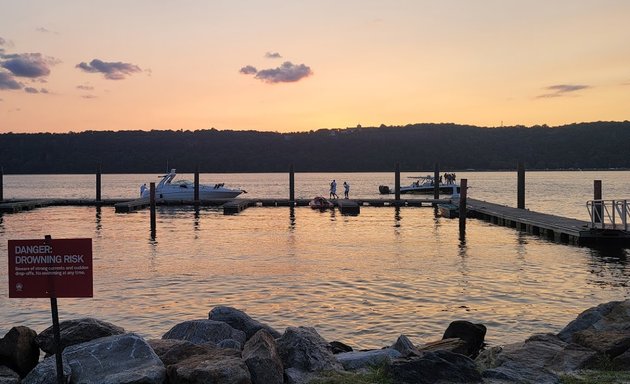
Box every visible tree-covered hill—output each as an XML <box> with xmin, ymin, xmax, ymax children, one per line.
<box><xmin>1</xmin><ymin>121</ymin><xmax>629</xmax><ymax>173</ymax></box>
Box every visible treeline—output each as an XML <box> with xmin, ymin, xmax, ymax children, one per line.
<box><xmin>1</xmin><ymin>121</ymin><xmax>629</xmax><ymax>173</ymax></box>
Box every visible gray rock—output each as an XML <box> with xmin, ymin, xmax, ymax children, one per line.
<box><xmin>392</xmin><ymin>334</ymin><xmax>420</xmax><ymax>357</ymax></box>
<box><xmin>285</xmin><ymin>367</ymin><xmax>317</xmax><ymax>384</ymax></box>
<box><xmin>0</xmin><ymin>326</ymin><xmax>39</xmax><ymax>377</ymax></box>
<box><xmin>209</xmin><ymin>306</ymin><xmax>281</xmax><ymax>340</ymax></box>
<box><xmin>612</xmin><ymin>348</ymin><xmax>630</xmax><ymax>370</ymax></box>
<box><xmin>557</xmin><ymin>300</ymin><xmax>625</xmax><ymax>342</ymax></box>
<box><xmin>0</xmin><ymin>365</ymin><xmax>20</xmax><ymax>384</ymax></box>
<box><xmin>336</xmin><ymin>348</ymin><xmax>401</xmax><ymax>371</ymax></box>
<box><xmin>218</xmin><ymin>338</ymin><xmax>242</xmax><ymax>350</ymax></box>
<box><xmin>387</xmin><ymin>350</ymin><xmax>482</xmax><ymax>384</ymax></box>
<box><xmin>63</xmin><ymin>333</ymin><xmax>166</xmax><ymax>384</ymax></box>
<box><xmin>35</xmin><ymin>318</ymin><xmax>125</xmax><ymax>355</ymax></box>
<box><xmin>276</xmin><ymin>326</ymin><xmax>343</xmax><ymax>372</ymax></box>
<box><xmin>571</xmin><ymin>329</ymin><xmax>630</xmax><ymax>358</ymax></box>
<box><xmin>442</xmin><ymin>320</ymin><xmax>487</xmax><ymax>357</ymax></box>
<box><xmin>329</xmin><ymin>341</ymin><xmax>353</xmax><ymax>354</ymax></box>
<box><xmin>167</xmin><ymin>349</ymin><xmax>251</xmax><ymax>384</ymax></box>
<box><xmin>162</xmin><ymin>319</ymin><xmax>246</xmax><ymax>346</ymax></box>
<box><xmin>148</xmin><ymin>338</ymin><xmax>213</xmax><ymax>366</ymax></box>
<box><xmin>243</xmin><ymin>329</ymin><xmax>283</xmax><ymax>384</ymax></box>
<box><xmin>419</xmin><ymin>338</ymin><xmax>469</xmax><ymax>355</ymax></box>
<box><xmin>21</xmin><ymin>356</ymin><xmax>71</xmax><ymax>384</ymax></box>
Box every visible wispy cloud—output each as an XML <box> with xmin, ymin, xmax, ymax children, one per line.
<box><xmin>265</xmin><ymin>52</ymin><xmax>282</xmax><ymax>59</ymax></box>
<box><xmin>77</xmin><ymin>84</ymin><xmax>94</xmax><ymax>91</ymax></box>
<box><xmin>537</xmin><ymin>84</ymin><xmax>590</xmax><ymax>98</ymax></box>
<box><xmin>0</xmin><ymin>72</ymin><xmax>21</xmax><ymax>90</ymax></box>
<box><xmin>24</xmin><ymin>86</ymin><xmax>39</xmax><ymax>93</ymax></box>
<box><xmin>239</xmin><ymin>65</ymin><xmax>257</xmax><ymax>75</ymax></box>
<box><xmin>241</xmin><ymin>61</ymin><xmax>313</xmax><ymax>84</ymax></box>
<box><xmin>36</xmin><ymin>27</ymin><xmax>58</xmax><ymax>34</ymax></box>
<box><xmin>82</xmin><ymin>94</ymin><xmax>97</xmax><ymax>99</ymax></box>
<box><xmin>76</xmin><ymin>59</ymin><xmax>142</xmax><ymax>80</ymax></box>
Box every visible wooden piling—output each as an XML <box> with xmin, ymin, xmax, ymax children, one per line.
<box><xmin>395</xmin><ymin>163</ymin><xmax>401</xmax><ymax>201</ymax></box>
<box><xmin>594</xmin><ymin>180</ymin><xmax>602</xmax><ymax>224</ymax></box>
<box><xmin>0</xmin><ymin>166</ymin><xmax>3</xmax><ymax>202</ymax></box>
<box><xmin>289</xmin><ymin>164</ymin><xmax>295</xmax><ymax>203</ymax></box>
<box><xmin>194</xmin><ymin>166</ymin><xmax>200</xmax><ymax>204</ymax></box>
<box><xmin>150</xmin><ymin>182</ymin><xmax>156</xmax><ymax>233</ymax></box>
<box><xmin>517</xmin><ymin>162</ymin><xmax>525</xmax><ymax>209</ymax></box>
<box><xmin>459</xmin><ymin>178</ymin><xmax>468</xmax><ymax>233</ymax></box>
<box><xmin>433</xmin><ymin>163</ymin><xmax>440</xmax><ymax>201</ymax></box>
<box><xmin>95</xmin><ymin>164</ymin><xmax>102</xmax><ymax>202</ymax></box>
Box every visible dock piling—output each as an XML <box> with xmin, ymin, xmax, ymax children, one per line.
<box><xmin>150</xmin><ymin>182</ymin><xmax>156</xmax><ymax>234</ymax></box>
<box><xmin>594</xmin><ymin>180</ymin><xmax>602</xmax><ymax>224</ymax></box>
<box><xmin>0</xmin><ymin>166</ymin><xmax>3</xmax><ymax>202</ymax></box>
<box><xmin>194</xmin><ymin>166</ymin><xmax>200</xmax><ymax>204</ymax></box>
<box><xmin>96</xmin><ymin>164</ymin><xmax>102</xmax><ymax>202</ymax></box>
<box><xmin>459</xmin><ymin>178</ymin><xmax>468</xmax><ymax>234</ymax></box>
<box><xmin>289</xmin><ymin>164</ymin><xmax>295</xmax><ymax>204</ymax></box>
<box><xmin>517</xmin><ymin>162</ymin><xmax>525</xmax><ymax>209</ymax></box>
<box><xmin>395</xmin><ymin>163</ymin><xmax>401</xmax><ymax>202</ymax></box>
<box><xmin>433</xmin><ymin>163</ymin><xmax>440</xmax><ymax>201</ymax></box>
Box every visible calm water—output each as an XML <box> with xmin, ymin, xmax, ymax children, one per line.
<box><xmin>1</xmin><ymin>171</ymin><xmax>629</xmax><ymax>349</ymax></box>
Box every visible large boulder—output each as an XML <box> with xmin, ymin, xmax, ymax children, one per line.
<box><xmin>571</xmin><ymin>329</ymin><xmax>630</xmax><ymax>358</ymax></box>
<box><xmin>419</xmin><ymin>338</ymin><xmax>469</xmax><ymax>355</ymax></box>
<box><xmin>167</xmin><ymin>347</ymin><xmax>251</xmax><ymax>384</ymax></box>
<box><xmin>209</xmin><ymin>306</ymin><xmax>281</xmax><ymax>340</ymax></box>
<box><xmin>387</xmin><ymin>350</ymin><xmax>482</xmax><ymax>384</ymax></box>
<box><xmin>35</xmin><ymin>318</ymin><xmax>124</xmax><ymax>355</ymax></box>
<box><xmin>21</xmin><ymin>356</ymin><xmax>71</xmax><ymax>384</ymax></box>
<box><xmin>392</xmin><ymin>335</ymin><xmax>420</xmax><ymax>357</ymax></box>
<box><xmin>148</xmin><ymin>338</ymin><xmax>213</xmax><ymax>366</ymax></box>
<box><xmin>442</xmin><ymin>320</ymin><xmax>486</xmax><ymax>357</ymax></box>
<box><xmin>336</xmin><ymin>348</ymin><xmax>401</xmax><ymax>371</ymax></box>
<box><xmin>479</xmin><ymin>333</ymin><xmax>597</xmax><ymax>384</ymax></box>
<box><xmin>63</xmin><ymin>333</ymin><xmax>166</xmax><ymax>384</ymax></box>
<box><xmin>242</xmin><ymin>329</ymin><xmax>283</xmax><ymax>384</ymax></box>
<box><xmin>558</xmin><ymin>300</ymin><xmax>630</xmax><ymax>342</ymax></box>
<box><xmin>162</xmin><ymin>319</ymin><xmax>246</xmax><ymax>346</ymax></box>
<box><xmin>0</xmin><ymin>326</ymin><xmax>39</xmax><ymax>377</ymax></box>
<box><xmin>276</xmin><ymin>326</ymin><xmax>343</xmax><ymax>372</ymax></box>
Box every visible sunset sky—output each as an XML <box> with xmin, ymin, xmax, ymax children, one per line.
<box><xmin>1</xmin><ymin>1</ymin><xmax>629</xmax><ymax>133</ymax></box>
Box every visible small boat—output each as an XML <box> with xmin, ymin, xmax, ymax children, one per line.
<box><xmin>379</xmin><ymin>175</ymin><xmax>460</xmax><ymax>195</ymax></box>
<box><xmin>140</xmin><ymin>169</ymin><xmax>245</xmax><ymax>200</ymax></box>
<box><xmin>437</xmin><ymin>203</ymin><xmax>460</xmax><ymax>218</ymax></box>
<box><xmin>309</xmin><ymin>196</ymin><xmax>334</xmax><ymax>210</ymax></box>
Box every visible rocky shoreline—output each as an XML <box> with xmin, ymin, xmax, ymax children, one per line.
<box><xmin>1</xmin><ymin>300</ymin><xmax>630</xmax><ymax>384</ymax></box>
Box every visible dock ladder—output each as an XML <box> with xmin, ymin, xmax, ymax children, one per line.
<box><xmin>586</xmin><ymin>199</ymin><xmax>630</xmax><ymax>231</ymax></box>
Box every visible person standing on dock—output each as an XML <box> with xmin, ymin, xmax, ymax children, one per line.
<box><xmin>343</xmin><ymin>182</ymin><xmax>350</xmax><ymax>199</ymax></box>
<box><xmin>330</xmin><ymin>180</ymin><xmax>338</xmax><ymax>199</ymax></box>
<box><xmin>140</xmin><ymin>183</ymin><xmax>147</xmax><ymax>197</ymax></box>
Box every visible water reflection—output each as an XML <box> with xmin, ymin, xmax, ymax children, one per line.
<box><xmin>95</xmin><ymin>206</ymin><xmax>102</xmax><ymax>234</ymax></box>
<box><xmin>393</xmin><ymin>207</ymin><xmax>401</xmax><ymax>228</ymax></box>
<box><xmin>193</xmin><ymin>207</ymin><xmax>200</xmax><ymax>239</ymax></box>
<box><xmin>586</xmin><ymin>246</ymin><xmax>630</xmax><ymax>289</ymax></box>
<box><xmin>288</xmin><ymin>207</ymin><xmax>296</xmax><ymax>230</ymax></box>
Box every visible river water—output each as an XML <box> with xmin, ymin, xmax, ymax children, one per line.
<box><xmin>1</xmin><ymin>171</ymin><xmax>629</xmax><ymax>349</ymax></box>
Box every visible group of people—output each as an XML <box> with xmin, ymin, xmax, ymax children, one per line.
<box><xmin>442</xmin><ymin>173</ymin><xmax>457</xmax><ymax>185</ymax></box>
<box><xmin>329</xmin><ymin>179</ymin><xmax>350</xmax><ymax>199</ymax></box>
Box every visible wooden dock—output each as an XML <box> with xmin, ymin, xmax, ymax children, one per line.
<box><xmin>0</xmin><ymin>199</ymin><xmax>127</xmax><ymax>213</ymax></box>
<box><xmin>466</xmin><ymin>198</ymin><xmax>630</xmax><ymax>245</ymax></box>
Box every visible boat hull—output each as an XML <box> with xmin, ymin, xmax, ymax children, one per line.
<box><xmin>142</xmin><ymin>187</ymin><xmax>242</xmax><ymax>200</ymax></box>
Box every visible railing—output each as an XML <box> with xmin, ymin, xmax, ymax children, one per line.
<box><xmin>587</xmin><ymin>199</ymin><xmax>630</xmax><ymax>230</ymax></box>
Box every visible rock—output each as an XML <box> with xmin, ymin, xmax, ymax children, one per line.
<box><xmin>63</xmin><ymin>333</ymin><xmax>166</xmax><ymax>384</ymax></box>
<box><xmin>276</xmin><ymin>326</ymin><xmax>343</xmax><ymax>372</ymax></box>
<box><xmin>392</xmin><ymin>334</ymin><xmax>420</xmax><ymax>357</ymax></box>
<box><xmin>0</xmin><ymin>365</ymin><xmax>20</xmax><ymax>384</ymax></box>
<box><xmin>571</xmin><ymin>329</ymin><xmax>630</xmax><ymax>358</ymax></box>
<box><xmin>148</xmin><ymin>338</ymin><xmax>213</xmax><ymax>366</ymax></box>
<box><xmin>387</xmin><ymin>350</ymin><xmax>482</xmax><ymax>384</ymax></box>
<box><xmin>0</xmin><ymin>326</ymin><xmax>39</xmax><ymax>377</ymax></box>
<box><xmin>557</xmin><ymin>300</ymin><xmax>629</xmax><ymax>342</ymax></box>
<box><xmin>284</xmin><ymin>367</ymin><xmax>318</xmax><ymax>384</ymax></box>
<box><xmin>167</xmin><ymin>348</ymin><xmax>251</xmax><ymax>384</ymax></box>
<box><xmin>242</xmin><ymin>329</ymin><xmax>283</xmax><ymax>384</ymax></box>
<box><xmin>612</xmin><ymin>349</ymin><xmax>630</xmax><ymax>370</ymax></box>
<box><xmin>442</xmin><ymin>320</ymin><xmax>486</xmax><ymax>357</ymax></box>
<box><xmin>162</xmin><ymin>319</ymin><xmax>246</xmax><ymax>346</ymax></box>
<box><xmin>329</xmin><ymin>341</ymin><xmax>353</xmax><ymax>354</ymax></box>
<box><xmin>35</xmin><ymin>318</ymin><xmax>124</xmax><ymax>355</ymax></box>
<box><xmin>209</xmin><ymin>306</ymin><xmax>281</xmax><ymax>340</ymax></box>
<box><xmin>218</xmin><ymin>339</ymin><xmax>242</xmax><ymax>350</ymax></box>
<box><xmin>336</xmin><ymin>348</ymin><xmax>401</xmax><ymax>371</ymax></box>
<box><xmin>21</xmin><ymin>356</ymin><xmax>71</xmax><ymax>384</ymax></box>
<box><xmin>479</xmin><ymin>333</ymin><xmax>585</xmax><ymax>384</ymax></box>
<box><xmin>419</xmin><ymin>338</ymin><xmax>469</xmax><ymax>355</ymax></box>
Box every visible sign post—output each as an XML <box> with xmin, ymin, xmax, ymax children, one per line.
<box><xmin>8</xmin><ymin>236</ymin><xmax>93</xmax><ymax>384</ymax></box>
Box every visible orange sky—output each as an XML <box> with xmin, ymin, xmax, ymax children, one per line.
<box><xmin>1</xmin><ymin>1</ymin><xmax>629</xmax><ymax>133</ymax></box>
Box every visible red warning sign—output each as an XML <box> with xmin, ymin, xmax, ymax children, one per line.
<box><xmin>8</xmin><ymin>238</ymin><xmax>93</xmax><ymax>298</ymax></box>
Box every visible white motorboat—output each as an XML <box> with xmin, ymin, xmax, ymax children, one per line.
<box><xmin>379</xmin><ymin>175</ymin><xmax>460</xmax><ymax>195</ymax></box>
<box><xmin>140</xmin><ymin>169</ymin><xmax>245</xmax><ymax>200</ymax></box>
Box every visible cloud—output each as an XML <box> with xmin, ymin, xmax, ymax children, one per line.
<box><xmin>239</xmin><ymin>65</ymin><xmax>257</xmax><ymax>75</ymax></box>
<box><xmin>0</xmin><ymin>37</ymin><xmax>5</xmax><ymax>45</ymax></box>
<box><xmin>537</xmin><ymin>84</ymin><xmax>589</xmax><ymax>98</ymax></box>
<box><xmin>265</xmin><ymin>52</ymin><xmax>282</xmax><ymax>59</ymax></box>
<box><xmin>82</xmin><ymin>94</ymin><xmax>97</xmax><ymax>99</ymax></box>
<box><xmin>0</xmin><ymin>72</ymin><xmax>21</xmax><ymax>90</ymax></box>
<box><xmin>0</xmin><ymin>52</ymin><xmax>57</xmax><ymax>78</ymax></box>
<box><xmin>77</xmin><ymin>84</ymin><xmax>94</xmax><ymax>91</ymax></box>
<box><xmin>76</xmin><ymin>59</ymin><xmax>142</xmax><ymax>80</ymax></box>
<box><xmin>36</xmin><ymin>27</ymin><xmax>58</xmax><ymax>34</ymax></box>
<box><xmin>253</xmin><ymin>61</ymin><xmax>313</xmax><ymax>83</ymax></box>
<box><xmin>40</xmin><ymin>88</ymin><xmax>49</xmax><ymax>93</ymax></box>
<box><xmin>24</xmin><ymin>87</ymin><xmax>39</xmax><ymax>93</ymax></box>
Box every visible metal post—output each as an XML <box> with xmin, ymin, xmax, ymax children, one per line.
<box><xmin>433</xmin><ymin>163</ymin><xmax>440</xmax><ymax>201</ymax></box>
<box><xmin>150</xmin><ymin>182</ymin><xmax>156</xmax><ymax>233</ymax></box>
<box><xmin>594</xmin><ymin>180</ymin><xmax>602</xmax><ymax>225</ymax></box>
<box><xmin>289</xmin><ymin>164</ymin><xmax>295</xmax><ymax>203</ymax></box>
<box><xmin>95</xmin><ymin>164</ymin><xmax>101</xmax><ymax>202</ymax></box>
<box><xmin>459</xmin><ymin>179</ymin><xmax>468</xmax><ymax>234</ymax></box>
<box><xmin>517</xmin><ymin>162</ymin><xmax>525</xmax><ymax>209</ymax></box>
<box><xmin>194</xmin><ymin>166</ymin><xmax>200</xmax><ymax>204</ymax></box>
<box><xmin>44</xmin><ymin>235</ymin><xmax>64</xmax><ymax>384</ymax></box>
<box><xmin>0</xmin><ymin>166</ymin><xmax>3</xmax><ymax>202</ymax></box>
<box><xmin>395</xmin><ymin>163</ymin><xmax>400</xmax><ymax>202</ymax></box>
